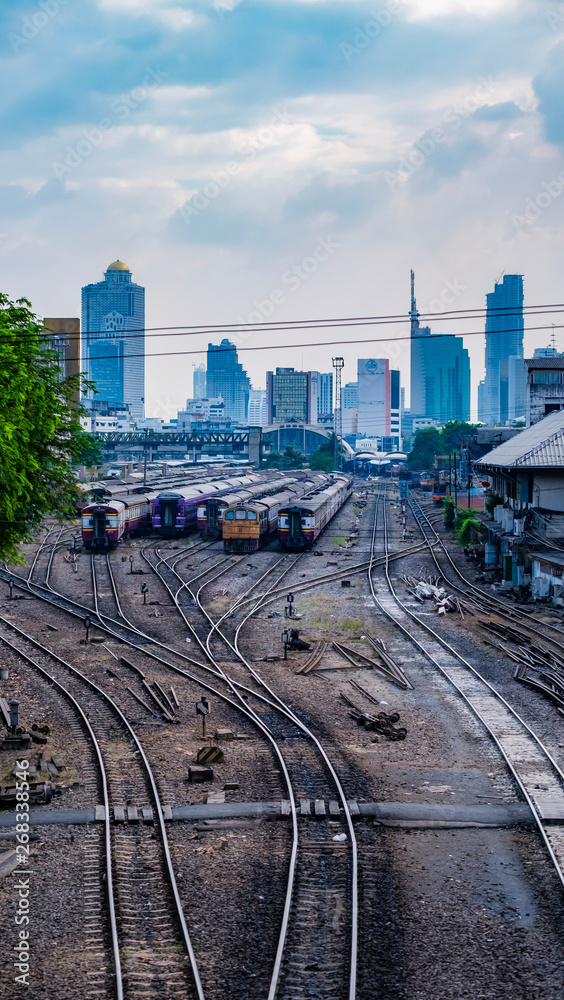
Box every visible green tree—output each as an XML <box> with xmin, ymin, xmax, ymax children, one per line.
<box><xmin>75</xmin><ymin>431</ymin><xmax>103</xmax><ymax>466</ymax></box>
<box><xmin>454</xmin><ymin>507</ymin><xmax>484</xmax><ymax>546</ymax></box>
<box><xmin>309</xmin><ymin>449</ymin><xmax>334</xmax><ymax>472</ymax></box>
<box><xmin>407</xmin><ymin>426</ymin><xmax>442</xmax><ymax>470</ymax></box>
<box><xmin>263</xmin><ymin>445</ymin><xmax>304</xmax><ymax>469</ymax></box>
<box><xmin>0</xmin><ymin>294</ymin><xmax>88</xmax><ymax>563</ymax></box>
<box><xmin>443</xmin><ymin>495</ymin><xmax>455</xmax><ymax>528</ymax></box>
<box><xmin>440</xmin><ymin>421</ymin><xmax>477</xmax><ymax>453</ymax></box>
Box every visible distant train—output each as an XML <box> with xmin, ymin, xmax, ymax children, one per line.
<box><xmin>197</xmin><ymin>474</ymin><xmax>306</xmax><ymax>539</ymax></box>
<box><xmin>222</xmin><ymin>476</ymin><xmax>329</xmax><ymax>553</ymax></box>
<box><xmin>151</xmin><ymin>474</ymin><xmax>273</xmax><ymax>535</ymax></box>
<box><xmin>81</xmin><ymin>493</ymin><xmax>158</xmax><ymax>549</ymax></box>
<box><xmin>278</xmin><ymin>475</ymin><xmax>353</xmax><ymax>550</ymax></box>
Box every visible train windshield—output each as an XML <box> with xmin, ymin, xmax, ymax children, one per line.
<box><xmin>235</xmin><ymin>510</ymin><xmax>246</xmax><ymax>519</ymax></box>
<box><xmin>247</xmin><ymin>511</ymin><xmax>257</xmax><ymax>519</ymax></box>
<box><xmin>225</xmin><ymin>511</ymin><xmax>234</xmax><ymax>519</ymax></box>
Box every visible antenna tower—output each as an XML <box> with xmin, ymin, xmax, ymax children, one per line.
<box><xmin>332</xmin><ymin>356</ymin><xmax>344</xmax><ymax>471</ymax></box>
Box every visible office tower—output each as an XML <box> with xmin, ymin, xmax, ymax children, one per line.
<box><xmin>390</xmin><ymin>368</ymin><xmax>401</xmax><ymax>441</ymax></box>
<box><xmin>44</xmin><ymin>317</ymin><xmax>81</xmax><ymax>405</ymax></box>
<box><xmin>410</xmin><ymin>270</ymin><xmax>470</xmax><ymax>423</ymax></box>
<box><xmin>341</xmin><ymin>382</ymin><xmax>358</xmax><ymax>409</ymax></box>
<box><xmin>480</xmin><ymin>274</ymin><xmax>524</xmax><ymax>423</ymax></box>
<box><xmin>318</xmin><ymin>372</ymin><xmax>334</xmax><ymax>418</ymax></box>
<box><xmin>266</xmin><ymin>368</ymin><xmax>319</xmax><ymax>424</ymax></box>
<box><xmin>206</xmin><ymin>339</ymin><xmax>251</xmax><ymax>423</ymax></box>
<box><xmin>193</xmin><ymin>363</ymin><xmax>206</xmax><ymax>399</ymax></box>
<box><xmin>81</xmin><ymin>260</ymin><xmax>145</xmax><ymax>421</ymax></box>
<box><xmin>357</xmin><ymin>359</ymin><xmax>401</xmax><ymax>445</ymax></box>
<box><xmin>248</xmin><ymin>389</ymin><xmax>267</xmax><ymax>426</ymax></box>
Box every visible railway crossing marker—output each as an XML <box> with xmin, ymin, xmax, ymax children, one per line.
<box><xmin>196</xmin><ymin>697</ymin><xmax>211</xmax><ymax>737</ymax></box>
<box><xmin>196</xmin><ymin>745</ymin><xmax>224</xmax><ymax>765</ymax></box>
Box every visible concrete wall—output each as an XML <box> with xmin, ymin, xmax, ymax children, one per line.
<box><xmin>532</xmin><ymin>472</ymin><xmax>564</xmax><ymax>512</ymax></box>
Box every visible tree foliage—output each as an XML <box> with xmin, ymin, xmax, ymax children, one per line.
<box><xmin>454</xmin><ymin>507</ymin><xmax>484</xmax><ymax>546</ymax></box>
<box><xmin>309</xmin><ymin>449</ymin><xmax>334</xmax><ymax>471</ymax></box>
<box><xmin>485</xmin><ymin>491</ymin><xmax>504</xmax><ymax>516</ymax></box>
<box><xmin>408</xmin><ymin>421</ymin><xmax>479</xmax><ymax>471</ymax></box>
<box><xmin>76</xmin><ymin>431</ymin><xmax>103</xmax><ymax>466</ymax></box>
<box><xmin>0</xmin><ymin>294</ymin><xmax>87</xmax><ymax>562</ymax></box>
<box><xmin>263</xmin><ymin>445</ymin><xmax>304</xmax><ymax>469</ymax></box>
<box><xmin>443</xmin><ymin>495</ymin><xmax>455</xmax><ymax>528</ymax></box>
<box><xmin>407</xmin><ymin>426</ymin><xmax>442</xmax><ymax>470</ymax></box>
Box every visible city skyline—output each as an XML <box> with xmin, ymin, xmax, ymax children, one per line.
<box><xmin>2</xmin><ymin>3</ymin><xmax>564</xmax><ymax>419</ymax></box>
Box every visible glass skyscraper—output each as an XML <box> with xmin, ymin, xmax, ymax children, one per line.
<box><xmin>478</xmin><ymin>274</ymin><xmax>524</xmax><ymax>424</ymax></box>
<box><xmin>81</xmin><ymin>260</ymin><xmax>145</xmax><ymax>421</ymax></box>
<box><xmin>410</xmin><ymin>270</ymin><xmax>470</xmax><ymax>423</ymax></box>
<box><xmin>206</xmin><ymin>339</ymin><xmax>251</xmax><ymax>423</ymax></box>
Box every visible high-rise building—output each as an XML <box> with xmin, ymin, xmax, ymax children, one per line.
<box><xmin>357</xmin><ymin>359</ymin><xmax>401</xmax><ymax>446</ymax></box>
<box><xmin>193</xmin><ymin>363</ymin><xmax>206</xmax><ymax>399</ymax></box>
<box><xmin>342</xmin><ymin>382</ymin><xmax>358</xmax><ymax>409</ymax></box>
<box><xmin>248</xmin><ymin>389</ymin><xmax>267</xmax><ymax>426</ymax></box>
<box><xmin>266</xmin><ymin>368</ymin><xmax>319</xmax><ymax>424</ymax></box>
<box><xmin>318</xmin><ymin>372</ymin><xmax>333</xmax><ymax>418</ymax></box>
<box><xmin>44</xmin><ymin>317</ymin><xmax>81</xmax><ymax>405</ymax></box>
<box><xmin>206</xmin><ymin>339</ymin><xmax>251</xmax><ymax>423</ymax></box>
<box><xmin>81</xmin><ymin>260</ymin><xmax>145</xmax><ymax>421</ymax></box>
<box><xmin>479</xmin><ymin>274</ymin><xmax>524</xmax><ymax>424</ymax></box>
<box><xmin>410</xmin><ymin>270</ymin><xmax>470</xmax><ymax>424</ymax></box>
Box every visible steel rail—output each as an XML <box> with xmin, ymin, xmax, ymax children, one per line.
<box><xmin>409</xmin><ymin>496</ymin><xmax>564</xmax><ymax>648</ymax></box>
<box><xmin>146</xmin><ymin>528</ymin><xmax>359</xmax><ymax>1000</ymax></box>
<box><xmin>370</xmin><ymin>486</ymin><xmax>564</xmax><ymax>889</ymax></box>
<box><xmin>0</xmin><ymin>611</ymin><xmax>206</xmax><ymax>1000</ymax></box>
<box><xmin>0</xmin><ymin>617</ymin><xmax>124</xmax><ymax>1000</ymax></box>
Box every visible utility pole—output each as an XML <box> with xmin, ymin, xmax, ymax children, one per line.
<box><xmin>448</xmin><ymin>453</ymin><xmax>452</xmax><ymax>495</ymax></box>
<box><xmin>143</xmin><ymin>427</ymin><xmax>149</xmax><ymax>488</ymax></box>
<box><xmin>453</xmin><ymin>452</ymin><xmax>458</xmax><ymax>507</ymax></box>
<box><xmin>332</xmin><ymin>357</ymin><xmax>344</xmax><ymax>471</ymax></box>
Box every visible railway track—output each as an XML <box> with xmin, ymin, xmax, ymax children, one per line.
<box><xmin>0</xmin><ymin>614</ymin><xmax>204</xmax><ymax>1000</ymax></box>
<box><xmin>370</xmin><ymin>484</ymin><xmax>564</xmax><ymax>889</ymax></box>
<box><xmin>142</xmin><ymin>541</ymin><xmax>360</xmax><ymax>1000</ymax></box>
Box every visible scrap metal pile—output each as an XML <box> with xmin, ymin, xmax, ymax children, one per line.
<box><xmin>478</xmin><ymin>617</ymin><xmax>564</xmax><ymax>711</ymax></box>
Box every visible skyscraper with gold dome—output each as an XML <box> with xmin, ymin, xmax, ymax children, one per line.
<box><xmin>81</xmin><ymin>260</ymin><xmax>145</xmax><ymax>421</ymax></box>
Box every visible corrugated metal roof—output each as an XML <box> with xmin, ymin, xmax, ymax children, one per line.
<box><xmin>475</xmin><ymin>409</ymin><xmax>564</xmax><ymax>469</ymax></box>
<box><xmin>525</xmin><ymin>357</ymin><xmax>564</xmax><ymax>369</ymax></box>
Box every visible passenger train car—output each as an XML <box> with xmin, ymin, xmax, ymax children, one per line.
<box><xmin>81</xmin><ymin>493</ymin><xmax>158</xmax><ymax>549</ymax></box>
<box><xmin>197</xmin><ymin>475</ymin><xmax>306</xmax><ymax>539</ymax></box>
<box><xmin>278</xmin><ymin>475</ymin><xmax>353</xmax><ymax>550</ymax></box>
<box><xmin>222</xmin><ymin>476</ymin><xmax>329</xmax><ymax>552</ymax></box>
<box><xmin>151</xmin><ymin>473</ymin><xmax>286</xmax><ymax>536</ymax></box>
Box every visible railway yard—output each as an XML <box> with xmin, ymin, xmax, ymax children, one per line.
<box><xmin>2</xmin><ymin>479</ymin><xmax>564</xmax><ymax>999</ymax></box>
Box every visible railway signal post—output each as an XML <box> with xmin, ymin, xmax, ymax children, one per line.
<box><xmin>129</xmin><ymin>554</ymin><xmax>135</xmax><ymax>574</ymax></box>
<box><xmin>282</xmin><ymin>629</ymin><xmax>289</xmax><ymax>660</ymax></box>
<box><xmin>196</xmin><ymin>697</ymin><xmax>210</xmax><ymax>738</ymax></box>
<box><xmin>141</xmin><ymin>583</ymin><xmax>149</xmax><ymax>605</ymax></box>
<box><xmin>285</xmin><ymin>593</ymin><xmax>294</xmax><ymax>618</ymax></box>
<box><xmin>83</xmin><ymin>615</ymin><xmax>91</xmax><ymax>644</ymax></box>
<box><xmin>8</xmin><ymin>577</ymin><xmax>13</xmax><ymax>600</ymax></box>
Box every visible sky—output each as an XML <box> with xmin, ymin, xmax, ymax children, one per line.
<box><xmin>2</xmin><ymin>0</ymin><xmax>564</xmax><ymax>421</ymax></box>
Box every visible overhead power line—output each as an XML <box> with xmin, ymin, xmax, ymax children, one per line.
<box><xmin>27</xmin><ymin>319</ymin><xmax>564</xmax><ymax>365</ymax></box>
